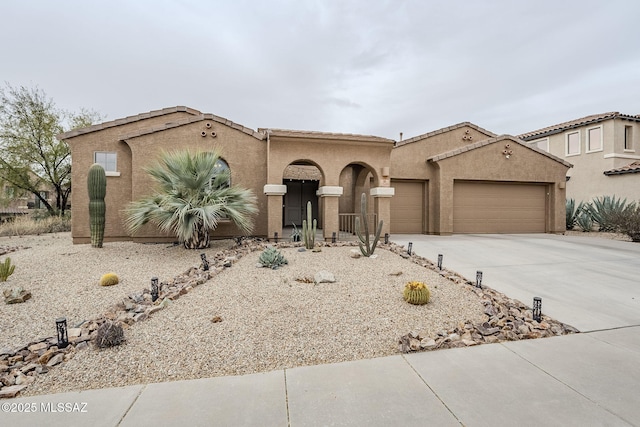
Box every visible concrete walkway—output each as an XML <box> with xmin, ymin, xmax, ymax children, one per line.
<box><xmin>2</xmin><ymin>234</ymin><xmax>640</xmax><ymax>426</ymax></box>
<box><xmin>2</xmin><ymin>327</ymin><xmax>639</xmax><ymax>426</ymax></box>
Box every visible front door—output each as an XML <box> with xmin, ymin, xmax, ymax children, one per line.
<box><xmin>284</xmin><ymin>180</ymin><xmax>319</xmax><ymax>226</ymax></box>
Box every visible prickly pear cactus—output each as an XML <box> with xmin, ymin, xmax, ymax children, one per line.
<box><xmin>403</xmin><ymin>281</ymin><xmax>430</xmax><ymax>305</ymax></box>
<box><xmin>88</xmin><ymin>163</ymin><xmax>107</xmax><ymax>248</ymax></box>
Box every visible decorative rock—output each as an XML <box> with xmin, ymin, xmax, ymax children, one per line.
<box><xmin>211</xmin><ymin>316</ymin><xmax>223</xmax><ymax>323</ymax></box>
<box><xmin>28</xmin><ymin>342</ymin><xmax>47</xmax><ymax>353</ymax></box>
<box><xmin>0</xmin><ymin>384</ymin><xmax>27</xmax><ymax>398</ymax></box>
<box><xmin>46</xmin><ymin>353</ymin><xmax>64</xmax><ymax>367</ymax></box>
<box><xmin>75</xmin><ymin>341</ymin><xmax>88</xmax><ymax>351</ymax></box>
<box><xmin>314</xmin><ymin>270</ymin><xmax>336</xmax><ymax>284</ymax></box>
<box><xmin>420</xmin><ymin>338</ymin><xmax>437</xmax><ymax>350</ymax></box>
<box><xmin>35</xmin><ymin>365</ymin><xmax>49</xmax><ymax>374</ymax></box>
<box><xmin>3</xmin><ymin>286</ymin><xmax>32</xmax><ymax>304</ymax></box>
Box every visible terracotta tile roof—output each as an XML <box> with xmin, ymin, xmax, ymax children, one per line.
<box><xmin>262</xmin><ymin>128</ymin><xmax>394</xmax><ymax>144</ymax></box>
<box><xmin>395</xmin><ymin>122</ymin><xmax>497</xmax><ymax>148</ymax></box>
<box><xmin>121</xmin><ymin>113</ymin><xmax>265</xmax><ymax>141</ymax></box>
<box><xmin>57</xmin><ymin>106</ymin><xmax>202</xmax><ymax>140</ymax></box>
<box><xmin>519</xmin><ymin>112</ymin><xmax>640</xmax><ymax>140</ymax></box>
<box><xmin>603</xmin><ymin>161</ymin><xmax>640</xmax><ymax>176</ymax></box>
<box><xmin>427</xmin><ymin>135</ymin><xmax>573</xmax><ymax>168</ymax></box>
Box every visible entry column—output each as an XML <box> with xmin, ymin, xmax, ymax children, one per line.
<box><xmin>263</xmin><ymin>184</ymin><xmax>287</xmax><ymax>240</ymax></box>
<box><xmin>317</xmin><ymin>186</ymin><xmax>343</xmax><ymax>241</ymax></box>
<box><xmin>370</xmin><ymin>187</ymin><xmax>394</xmax><ymax>236</ymax></box>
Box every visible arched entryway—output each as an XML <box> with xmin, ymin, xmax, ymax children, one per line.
<box><xmin>338</xmin><ymin>163</ymin><xmax>377</xmax><ymax>238</ymax></box>
<box><xmin>282</xmin><ymin>162</ymin><xmax>322</xmax><ymax>227</ymax></box>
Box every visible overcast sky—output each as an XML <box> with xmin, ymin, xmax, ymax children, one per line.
<box><xmin>2</xmin><ymin>0</ymin><xmax>639</xmax><ymax>140</ymax></box>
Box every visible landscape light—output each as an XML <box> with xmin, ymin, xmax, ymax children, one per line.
<box><xmin>533</xmin><ymin>297</ymin><xmax>542</xmax><ymax>322</ymax></box>
<box><xmin>56</xmin><ymin>318</ymin><xmax>69</xmax><ymax>348</ymax></box>
<box><xmin>332</xmin><ymin>232</ymin><xmax>336</xmax><ymax>244</ymax></box>
<box><xmin>407</xmin><ymin>242</ymin><xmax>413</xmax><ymax>255</ymax></box>
<box><xmin>384</xmin><ymin>233</ymin><xmax>389</xmax><ymax>244</ymax></box>
<box><xmin>476</xmin><ymin>271</ymin><xmax>483</xmax><ymax>288</ymax></box>
<box><xmin>200</xmin><ymin>253</ymin><xmax>209</xmax><ymax>271</ymax></box>
<box><xmin>151</xmin><ymin>277</ymin><xmax>159</xmax><ymax>302</ymax></box>
<box><xmin>437</xmin><ymin>254</ymin><xmax>443</xmax><ymax>270</ymax></box>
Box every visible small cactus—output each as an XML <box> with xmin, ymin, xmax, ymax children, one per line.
<box><xmin>302</xmin><ymin>201</ymin><xmax>317</xmax><ymax>250</ymax></box>
<box><xmin>403</xmin><ymin>281</ymin><xmax>430</xmax><ymax>305</ymax></box>
<box><xmin>355</xmin><ymin>193</ymin><xmax>383</xmax><ymax>257</ymax></box>
<box><xmin>258</xmin><ymin>247</ymin><xmax>288</xmax><ymax>269</ymax></box>
<box><xmin>99</xmin><ymin>272</ymin><xmax>119</xmax><ymax>286</ymax></box>
<box><xmin>0</xmin><ymin>257</ymin><xmax>15</xmax><ymax>282</ymax></box>
<box><xmin>94</xmin><ymin>320</ymin><xmax>125</xmax><ymax>348</ymax></box>
<box><xmin>88</xmin><ymin>163</ymin><xmax>107</xmax><ymax>248</ymax></box>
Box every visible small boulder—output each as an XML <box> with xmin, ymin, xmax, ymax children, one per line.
<box><xmin>314</xmin><ymin>270</ymin><xmax>336</xmax><ymax>284</ymax></box>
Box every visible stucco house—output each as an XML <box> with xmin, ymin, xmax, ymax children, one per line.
<box><xmin>58</xmin><ymin>106</ymin><xmax>570</xmax><ymax>244</ymax></box>
<box><xmin>519</xmin><ymin>112</ymin><xmax>640</xmax><ymax>204</ymax></box>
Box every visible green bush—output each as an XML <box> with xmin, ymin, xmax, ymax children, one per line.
<box><xmin>258</xmin><ymin>247</ymin><xmax>288</xmax><ymax>269</ymax></box>
<box><xmin>611</xmin><ymin>203</ymin><xmax>640</xmax><ymax>242</ymax></box>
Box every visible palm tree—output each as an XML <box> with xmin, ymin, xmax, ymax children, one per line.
<box><xmin>125</xmin><ymin>150</ymin><xmax>257</xmax><ymax>249</ymax></box>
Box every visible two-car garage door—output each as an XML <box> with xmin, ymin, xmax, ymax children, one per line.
<box><xmin>453</xmin><ymin>181</ymin><xmax>547</xmax><ymax>233</ymax></box>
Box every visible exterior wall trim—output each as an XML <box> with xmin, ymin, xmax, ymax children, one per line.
<box><xmin>316</xmin><ymin>186</ymin><xmax>343</xmax><ymax>197</ymax></box>
<box><xmin>370</xmin><ymin>187</ymin><xmax>395</xmax><ymax>197</ymax></box>
<box><xmin>263</xmin><ymin>184</ymin><xmax>287</xmax><ymax>196</ymax></box>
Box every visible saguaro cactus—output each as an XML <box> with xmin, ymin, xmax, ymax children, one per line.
<box><xmin>355</xmin><ymin>192</ymin><xmax>383</xmax><ymax>257</ymax></box>
<box><xmin>88</xmin><ymin>163</ymin><xmax>106</xmax><ymax>248</ymax></box>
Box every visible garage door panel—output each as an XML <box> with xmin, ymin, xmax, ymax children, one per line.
<box><xmin>391</xmin><ymin>181</ymin><xmax>424</xmax><ymax>234</ymax></box>
<box><xmin>453</xmin><ymin>182</ymin><xmax>546</xmax><ymax>233</ymax></box>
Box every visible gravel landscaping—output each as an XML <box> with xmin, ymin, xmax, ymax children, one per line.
<box><xmin>1</xmin><ymin>232</ymin><xmax>487</xmax><ymax>397</ymax></box>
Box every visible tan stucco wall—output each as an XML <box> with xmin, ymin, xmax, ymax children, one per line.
<box><xmin>67</xmin><ymin>111</ymin><xmax>192</xmax><ymax>243</ymax></box>
<box><xmin>67</xmin><ymin>113</ymin><xmax>267</xmax><ymax>243</ymax></box>
<box><xmin>529</xmin><ymin>119</ymin><xmax>640</xmax><ymax>204</ymax></box>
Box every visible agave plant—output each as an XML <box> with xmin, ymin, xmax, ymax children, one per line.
<box><xmin>565</xmin><ymin>198</ymin><xmax>584</xmax><ymax>230</ymax></box>
<box><xmin>587</xmin><ymin>195</ymin><xmax>628</xmax><ymax>232</ymax></box>
<box><xmin>125</xmin><ymin>150</ymin><xmax>258</xmax><ymax>249</ymax></box>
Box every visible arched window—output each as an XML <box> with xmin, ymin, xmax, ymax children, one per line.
<box><xmin>211</xmin><ymin>158</ymin><xmax>231</xmax><ymax>188</ymax></box>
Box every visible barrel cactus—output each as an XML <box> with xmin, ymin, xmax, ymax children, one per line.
<box><xmin>403</xmin><ymin>281</ymin><xmax>430</xmax><ymax>305</ymax></box>
<box><xmin>99</xmin><ymin>272</ymin><xmax>119</xmax><ymax>286</ymax></box>
<box><xmin>88</xmin><ymin>163</ymin><xmax>107</xmax><ymax>248</ymax></box>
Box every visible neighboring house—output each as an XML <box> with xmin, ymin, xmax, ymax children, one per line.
<box><xmin>519</xmin><ymin>112</ymin><xmax>640</xmax><ymax>204</ymax></box>
<box><xmin>0</xmin><ymin>181</ymin><xmax>55</xmax><ymax>222</ymax></box>
<box><xmin>58</xmin><ymin>106</ymin><xmax>570</xmax><ymax>244</ymax></box>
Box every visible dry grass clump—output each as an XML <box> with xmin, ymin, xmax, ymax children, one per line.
<box><xmin>0</xmin><ymin>214</ymin><xmax>71</xmax><ymax>237</ymax></box>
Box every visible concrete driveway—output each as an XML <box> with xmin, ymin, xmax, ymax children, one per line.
<box><xmin>391</xmin><ymin>234</ymin><xmax>640</xmax><ymax>332</ymax></box>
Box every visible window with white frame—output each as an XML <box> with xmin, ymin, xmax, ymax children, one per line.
<box><xmin>530</xmin><ymin>138</ymin><xmax>549</xmax><ymax>152</ymax></box>
<box><xmin>625</xmin><ymin>126</ymin><xmax>634</xmax><ymax>151</ymax></box>
<box><xmin>94</xmin><ymin>152</ymin><xmax>117</xmax><ymax>172</ymax></box>
<box><xmin>566</xmin><ymin>132</ymin><xmax>580</xmax><ymax>156</ymax></box>
<box><xmin>587</xmin><ymin>126</ymin><xmax>602</xmax><ymax>152</ymax></box>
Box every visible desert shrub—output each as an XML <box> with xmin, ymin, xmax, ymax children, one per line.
<box><xmin>258</xmin><ymin>247</ymin><xmax>288</xmax><ymax>269</ymax></box>
<box><xmin>587</xmin><ymin>196</ymin><xmax>629</xmax><ymax>232</ymax></box>
<box><xmin>403</xmin><ymin>281</ymin><xmax>430</xmax><ymax>305</ymax></box>
<box><xmin>611</xmin><ymin>202</ymin><xmax>640</xmax><ymax>242</ymax></box>
<box><xmin>94</xmin><ymin>320</ymin><xmax>125</xmax><ymax>348</ymax></box>
<box><xmin>99</xmin><ymin>272</ymin><xmax>119</xmax><ymax>286</ymax></box>
<box><xmin>0</xmin><ymin>212</ymin><xmax>71</xmax><ymax>236</ymax></box>
<box><xmin>0</xmin><ymin>257</ymin><xmax>15</xmax><ymax>281</ymax></box>
<box><xmin>575</xmin><ymin>210</ymin><xmax>594</xmax><ymax>232</ymax></box>
<box><xmin>566</xmin><ymin>198</ymin><xmax>584</xmax><ymax>230</ymax></box>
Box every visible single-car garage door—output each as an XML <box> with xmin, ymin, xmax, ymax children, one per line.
<box><xmin>453</xmin><ymin>181</ymin><xmax>546</xmax><ymax>233</ymax></box>
<box><xmin>391</xmin><ymin>181</ymin><xmax>425</xmax><ymax>233</ymax></box>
